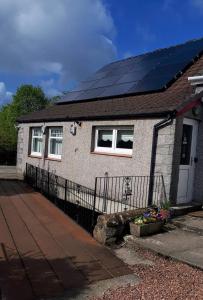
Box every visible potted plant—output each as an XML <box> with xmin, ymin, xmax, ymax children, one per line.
<box><xmin>130</xmin><ymin>205</ymin><xmax>170</xmax><ymax>237</ymax></box>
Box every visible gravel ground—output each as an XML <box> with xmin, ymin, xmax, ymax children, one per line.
<box><xmin>92</xmin><ymin>247</ymin><xmax>203</xmax><ymax>300</ymax></box>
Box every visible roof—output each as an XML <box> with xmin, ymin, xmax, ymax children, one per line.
<box><xmin>58</xmin><ymin>38</ymin><xmax>203</xmax><ymax>104</ymax></box>
<box><xmin>18</xmin><ymin>39</ymin><xmax>203</xmax><ymax>124</ymax></box>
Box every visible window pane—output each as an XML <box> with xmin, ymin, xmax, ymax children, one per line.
<box><xmin>116</xmin><ymin>130</ymin><xmax>133</xmax><ymax>149</ymax></box>
<box><xmin>98</xmin><ymin>130</ymin><xmax>113</xmax><ymax>148</ymax></box>
<box><xmin>33</xmin><ymin>127</ymin><xmax>42</xmax><ymax>137</ymax></box>
<box><xmin>32</xmin><ymin>138</ymin><xmax>42</xmax><ymax>153</ymax></box>
<box><xmin>180</xmin><ymin>124</ymin><xmax>192</xmax><ymax>165</ymax></box>
<box><xmin>50</xmin><ymin>128</ymin><xmax>63</xmax><ymax>137</ymax></box>
<box><xmin>50</xmin><ymin>139</ymin><xmax>62</xmax><ymax>155</ymax></box>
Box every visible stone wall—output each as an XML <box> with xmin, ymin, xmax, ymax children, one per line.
<box><xmin>155</xmin><ymin>119</ymin><xmax>176</xmax><ymax>200</ymax></box>
<box><xmin>93</xmin><ymin>209</ymin><xmax>145</xmax><ymax>245</ymax></box>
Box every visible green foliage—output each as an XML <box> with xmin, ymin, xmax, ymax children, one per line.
<box><xmin>0</xmin><ymin>104</ymin><xmax>17</xmax><ymax>151</ymax></box>
<box><xmin>12</xmin><ymin>84</ymin><xmax>49</xmax><ymax>116</ymax></box>
<box><xmin>0</xmin><ymin>84</ymin><xmax>50</xmax><ymax>154</ymax></box>
<box><xmin>160</xmin><ymin>200</ymin><xmax>171</xmax><ymax>210</ymax></box>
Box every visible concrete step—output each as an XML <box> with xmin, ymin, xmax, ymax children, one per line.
<box><xmin>170</xmin><ymin>202</ymin><xmax>202</xmax><ymax>217</ymax></box>
<box><xmin>172</xmin><ymin>215</ymin><xmax>203</xmax><ymax>236</ymax></box>
<box><xmin>0</xmin><ymin>166</ymin><xmax>23</xmax><ymax>180</ymax></box>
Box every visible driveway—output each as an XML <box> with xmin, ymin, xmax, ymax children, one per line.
<box><xmin>0</xmin><ymin>180</ymin><xmax>132</xmax><ymax>300</ymax></box>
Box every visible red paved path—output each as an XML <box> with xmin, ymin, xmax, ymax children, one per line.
<box><xmin>0</xmin><ymin>180</ymin><xmax>131</xmax><ymax>300</ymax></box>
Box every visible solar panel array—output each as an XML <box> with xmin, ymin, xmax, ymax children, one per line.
<box><xmin>58</xmin><ymin>38</ymin><xmax>203</xmax><ymax>104</ymax></box>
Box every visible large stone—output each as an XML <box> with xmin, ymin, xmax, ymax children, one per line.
<box><xmin>93</xmin><ymin>208</ymin><xmax>145</xmax><ymax>245</ymax></box>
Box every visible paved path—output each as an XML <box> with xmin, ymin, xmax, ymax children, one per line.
<box><xmin>0</xmin><ymin>166</ymin><xmax>22</xmax><ymax>180</ymax></box>
<box><xmin>132</xmin><ymin>219</ymin><xmax>203</xmax><ymax>270</ymax></box>
<box><xmin>0</xmin><ymin>180</ymin><xmax>132</xmax><ymax>300</ymax></box>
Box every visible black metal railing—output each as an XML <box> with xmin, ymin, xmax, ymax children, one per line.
<box><xmin>95</xmin><ymin>174</ymin><xmax>166</xmax><ymax>214</ymax></box>
<box><xmin>25</xmin><ymin>163</ymin><xmax>100</xmax><ymax>233</ymax></box>
<box><xmin>25</xmin><ymin>163</ymin><xmax>166</xmax><ymax>232</ymax></box>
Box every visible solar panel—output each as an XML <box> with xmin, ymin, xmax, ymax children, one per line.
<box><xmin>101</xmin><ymin>82</ymin><xmax>136</xmax><ymax>98</ymax></box>
<box><xmin>77</xmin><ymin>87</ymin><xmax>106</xmax><ymax>100</ymax></box>
<box><xmin>58</xmin><ymin>38</ymin><xmax>203</xmax><ymax>104</ymax></box>
<box><xmin>130</xmin><ymin>62</ymin><xmax>187</xmax><ymax>93</ymax></box>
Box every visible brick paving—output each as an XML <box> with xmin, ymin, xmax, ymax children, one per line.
<box><xmin>0</xmin><ymin>180</ymin><xmax>131</xmax><ymax>300</ymax></box>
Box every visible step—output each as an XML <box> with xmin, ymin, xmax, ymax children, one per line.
<box><xmin>170</xmin><ymin>202</ymin><xmax>202</xmax><ymax>217</ymax></box>
<box><xmin>172</xmin><ymin>215</ymin><xmax>203</xmax><ymax>236</ymax></box>
<box><xmin>0</xmin><ymin>166</ymin><xmax>24</xmax><ymax>180</ymax></box>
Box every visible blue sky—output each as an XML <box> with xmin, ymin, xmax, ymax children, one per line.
<box><xmin>0</xmin><ymin>0</ymin><xmax>203</xmax><ymax>105</ymax></box>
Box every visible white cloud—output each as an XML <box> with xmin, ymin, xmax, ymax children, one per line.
<box><xmin>0</xmin><ymin>0</ymin><xmax>116</xmax><ymax>88</ymax></box>
<box><xmin>40</xmin><ymin>79</ymin><xmax>62</xmax><ymax>98</ymax></box>
<box><xmin>0</xmin><ymin>82</ymin><xmax>12</xmax><ymax>106</ymax></box>
<box><xmin>191</xmin><ymin>0</ymin><xmax>203</xmax><ymax>11</ymax></box>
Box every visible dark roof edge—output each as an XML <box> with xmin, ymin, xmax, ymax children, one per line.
<box><xmin>17</xmin><ymin>110</ymin><xmax>174</xmax><ymax>124</ymax></box>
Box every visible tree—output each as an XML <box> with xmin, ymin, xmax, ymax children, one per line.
<box><xmin>0</xmin><ymin>84</ymin><xmax>50</xmax><ymax>163</ymax></box>
<box><xmin>12</xmin><ymin>84</ymin><xmax>49</xmax><ymax>116</ymax></box>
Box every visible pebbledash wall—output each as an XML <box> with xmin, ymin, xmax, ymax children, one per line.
<box><xmin>17</xmin><ymin>118</ymin><xmax>176</xmax><ymax>200</ymax></box>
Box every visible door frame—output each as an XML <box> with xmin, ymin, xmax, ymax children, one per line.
<box><xmin>176</xmin><ymin>118</ymin><xmax>199</xmax><ymax>204</ymax></box>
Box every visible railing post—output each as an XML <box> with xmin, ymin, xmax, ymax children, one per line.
<box><xmin>25</xmin><ymin>163</ymin><xmax>28</xmax><ymax>182</ymax></box>
<box><xmin>91</xmin><ymin>177</ymin><xmax>97</xmax><ymax>233</ymax></box>
<box><xmin>35</xmin><ymin>166</ymin><xmax>38</xmax><ymax>189</ymax></box>
<box><xmin>64</xmin><ymin>179</ymin><xmax>67</xmax><ymax>212</ymax></box>
<box><xmin>47</xmin><ymin>170</ymin><xmax>50</xmax><ymax>197</ymax></box>
<box><xmin>103</xmin><ymin>172</ymin><xmax>109</xmax><ymax>212</ymax></box>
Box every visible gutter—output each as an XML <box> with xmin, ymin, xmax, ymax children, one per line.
<box><xmin>188</xmin><ymin>75</ymin><xmax>203</xmax><ymax>85</ymax></box>
<box><xmin>148</xmin><ymin>112</ymin><xmax>175</xmax><ymax>206</ymax></box>
<box><xmin>17</xmin><ymin>111</ymin><xmax>172</xmax><ymax>124</ymax></box>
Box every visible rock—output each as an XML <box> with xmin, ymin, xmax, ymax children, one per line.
<box><xmin>93</xmin><ymin>208</ymin><xmax>146</xmax><ymax>245</ymax></box>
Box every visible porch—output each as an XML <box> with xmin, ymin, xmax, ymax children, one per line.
<box><xmin>0</xmin><ymin>180</ymin><xmax>131</xmax><ymax>300</ymax></box>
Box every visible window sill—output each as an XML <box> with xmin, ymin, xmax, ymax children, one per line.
<box><xmin>91</xmin><ymin>151</ymin><xmax>132</xmax><ymax>158</ymax></box>
<box><xmin>45</xmin><ymin>157</ymin><xmax>62</xmax><ymax>162</ymax></box>
<box><xmin>28</xmin><ymin>155</ymin><xmax>42</xmax><ymax>159</ymax></box>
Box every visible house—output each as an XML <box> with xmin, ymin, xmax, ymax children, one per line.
<box><xmin>17</xmin><ymin>38</ymin><xmax>203</xmax><ymax>207</ymax></box>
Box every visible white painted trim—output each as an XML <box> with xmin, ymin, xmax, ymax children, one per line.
<box><xmin>31</xmin><ymin>127</ymin><xmax>43</xmax><ymax>157</ymax></box>
<box><xmin>94</xmin><ymin>126</ymin><xmax>134</xmax><ymax>155</ymax></box>
<box><xmin>47</xmin><ymin>127</ymin><xmax>63</xmax><ymax>159</ymax></box>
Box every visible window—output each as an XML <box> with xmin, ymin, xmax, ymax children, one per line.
<box><xmin>94</xmin><ymin>127</ymin><xmax>134</xmax><ymax>155</ymax></box>
<box><xmin>180</xmin><ymin>124</ymin><xmax>193</xmax><ymax>165</ymax></box>
<box><xmin>31</xmin><ymin>127</ymin><xmax>43</xmax><ymax>156</ymax></box>
<box><xmin>48</xmin><ymin>127</ymin><xmax>63</xmax><ymax>159</ymax></box>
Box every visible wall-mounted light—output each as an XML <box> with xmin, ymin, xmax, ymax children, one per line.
<box><xmin>70</xmin><ymin>123</ymin><xmax>77</xmax><ymax>136</ymax></box>
<box><xmin>70</xmin><ymin>121</ymin><xmax>82</xmax><ymax>136</ymax></box>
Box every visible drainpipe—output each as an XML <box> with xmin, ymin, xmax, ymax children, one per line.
<box><xmin>148</xmin><ymin>112</ymin><xmax>175</xmax><ymax>206</ymax></box>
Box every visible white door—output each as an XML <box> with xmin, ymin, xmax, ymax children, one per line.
<box><xmin>177</xmin><ymin>118</ymin><xmax>198</xmax><ymax>204</ymax></box>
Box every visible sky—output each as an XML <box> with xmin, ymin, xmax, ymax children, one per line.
<box><xmin>0</xmin><ymin>0</ymin><xmax>203</xmax><ymax>106</ymax></box>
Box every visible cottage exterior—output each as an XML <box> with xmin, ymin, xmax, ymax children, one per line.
<box><xmin>17</xmin><ymin>38</ymin><xmax>203</xmax><ymax>206</ymax></box>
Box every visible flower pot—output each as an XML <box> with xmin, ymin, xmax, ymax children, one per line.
<box><xmin>130</xmin><ymin>221</ymin><xmax>163</xmax><ymax>237</ymax></box>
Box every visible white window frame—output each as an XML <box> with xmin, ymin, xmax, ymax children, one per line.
<box><xmin>48</xmin><ymin>127</ymin><xmax>63</xmax><ymax>159</ymax></box>
<box><xmin>94</xmin><ymin>126</ymin><xmax>134</xmax><ymax>155</ymax></box>
<box><xmin>31</xmin><ymin>127</ymin><xmax>43</xmax><ymax>157</ymax></box>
